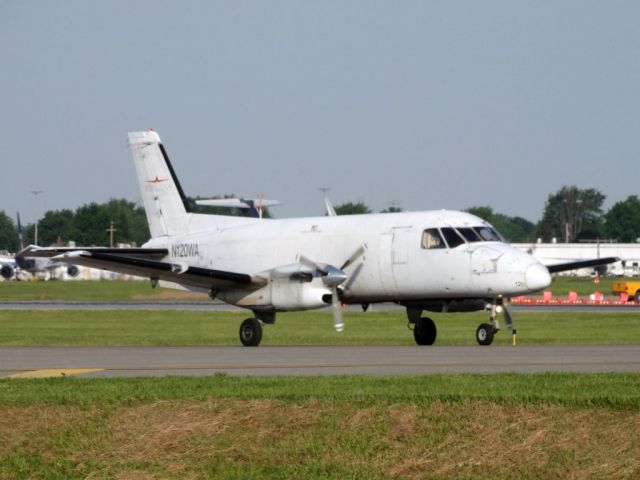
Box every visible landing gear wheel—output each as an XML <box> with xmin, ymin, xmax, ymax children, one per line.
<box><xmin>239</xmin><ymin>318</ymin><xmax>262</xmax><ymax>347</ymax></box>
<box><xmin>414</xmin><ymin>317</ymin><xmax>437</xmax><ymax>345</ymax></box>
<box><xmin>476</xmin><ymin>323</ymin><xmax>494</xmax><ymax>346</ymax></box>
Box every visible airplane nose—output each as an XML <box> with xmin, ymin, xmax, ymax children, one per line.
<box><xmin>525</xmin><ymin>263</ymin><xmax>551</xmax><ymax>291</ymax></box>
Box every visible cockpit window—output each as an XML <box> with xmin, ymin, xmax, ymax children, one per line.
<box><xmin>474</xmin><ymin>226</ymin><xmax>504</xmax><ymax>242</ymax></box>
<box><xmin>440</xmin><ymin>227</ymin><xmax>466</xmax><ymax>248</ymax></box>
<box><xmin>457</xmin><ymin>227</ymin><xmax>482</xmax><ymax>242</ymax></box>
<box><xmin>421</xmin><ymin>228</ymin><xmax>445</xmax><ymax>249</ymax></box>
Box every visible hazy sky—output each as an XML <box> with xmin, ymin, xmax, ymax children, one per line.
<box><xmin>1</xmin><ymin>1</ymin><xmax>639</xmax><ymax>226</ymax></box>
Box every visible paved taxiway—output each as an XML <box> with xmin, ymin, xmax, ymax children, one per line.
<box><xmin>2</xmin><ymin>301</ymin><xmax>640</xmax><ymax>313</ymax></box>
<box><xmin>1</xmin><ymin>345</ymin><xmax>639</xmax><ymax>378</ymax></box>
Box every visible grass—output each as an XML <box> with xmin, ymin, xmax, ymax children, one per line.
<box><xmin>0</xmin><ymin>275</ymin><xmax>634</xmax><ymax>302</ymax></box>
<box><xmin>0</xmin><ymin>310</ymin><xmax>639</xmax><ymax>346</ymax></box>
<box><xmin>1</xmin><ymin>281</ymin><xmax>639</xmax><ymax>478</ymax></box>
<box><xmin>0</xmin><ymin>374</ymin><xmax>639</xmax><ymax>479</ymax></box>
<box><xmin>0</xmin><ymin>279</ymin><xmax>203</xmax><ymax>301</ymax></box>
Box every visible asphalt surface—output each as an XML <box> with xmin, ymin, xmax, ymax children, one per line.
<box><xmin>2</xmin><ymin>301</ymin><xmax>640</xmax><ymax>313</ymax></box>
<box><xmin>1</xmin><ymin>345</ymin><xmax>639</xmax><ymax>377</ymax></box>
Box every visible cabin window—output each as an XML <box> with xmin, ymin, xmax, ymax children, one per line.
<box><xmin>457</xmin><ymin>227</ymin><xmax>482</xmax><ymax>242</ymax></box>
<box><xmin>421</xmin><ymin>229</ymin><xmax>445</xmax><ymax>249</ymax></box>
<box><xmin>441</xmin><ymin>227</ymin><xmax>466</xmax><ymax>248</ymax></box>
<box><xmin>474</xmin><ymin>226</ymin><xmax>504</xmax><ymax>242</ymax></box>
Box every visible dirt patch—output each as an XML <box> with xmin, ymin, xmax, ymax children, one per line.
<box><xmin>3</xmin><ymin>399</ymin><xmax>639</xmax><ymax>478</ymax></box>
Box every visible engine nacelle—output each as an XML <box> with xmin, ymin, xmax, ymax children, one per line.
<box><xmin>1</xmin><ymin>264</ymin><xmax>14</xmax><ymax>280</ymax></box>
<box><xmin>66</xmin><ymin>265</ymin><xmax>80</xmax><ymax>277</ymax></box>
<box><xmin>218</xmin><ymin>263</ymin><xmax>330</xmax><ymax>311</ymax></box>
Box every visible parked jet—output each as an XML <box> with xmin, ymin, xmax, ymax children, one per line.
<box><xmin>0</xmin><ymin>253</ymin><xmax>17</xmax><ymax>280</ymax></box>
<box><xmin>196</xmin><ymin>196</ymin><xmax>280</xmax><ymax>219</ymax></box>
<box><xmin>23</xmin><ymin>130</ymin><xmax>617</xmax><ymax>346</ymax></box>
<box><xmin>12</xmin><ymin>213</ymin><xmax>80</xmax><ymax>280</ymax></box>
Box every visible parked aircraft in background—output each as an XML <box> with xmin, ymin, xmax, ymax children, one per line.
<box><xmin>9</xmin><ymin>213</ymin><xmax>80</xmax><ymax>280</ymax></box>
<box><xmin>196</xmin><ymin>196</ymin><xmax>281</xmax><ymax>219</ymax></box>
<box><xmin>0</xmin><ymin>253</ymin><xmax>17</xmax><ymax>280</ymax></box>
<box><xmin>23</xmin><ymin>130</ymin><xmax>617</xmax><ymax>345</ymax></box>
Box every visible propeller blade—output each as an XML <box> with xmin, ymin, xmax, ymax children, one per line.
<box><xmin>298</xmin><ymin>254</ymin><xmax>326</xmax><ymax>275</ymax></box>
<box><xmin>331</xmin><ymin>285</ymin><xmax>344</xmax><ymax>332</ymax></box>
<box><xmin>340</xmin><ymin>244</ymin><xmax>366</xmax><ymax>270</ymax></box>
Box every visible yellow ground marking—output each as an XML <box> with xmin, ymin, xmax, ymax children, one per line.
<box><xmin>8</xmin><ymin>368</ymin><xmax>104</xmax><ymax>378</ymax></box>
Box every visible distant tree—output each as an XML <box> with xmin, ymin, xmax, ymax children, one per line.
<box><xmin>465</xmin><ymin>206</ymin><xmax>535</xmax><ymax>243</ymax></box>
<box><xmin>380</xmin><ymin>206</ymin><xmax>403</xmax><ymax>213</ymax></box>
<box><xmin>37</xmin><ymin>209</ymin><xmax>76</xmax><ymax>246</ymax></box>
<box><xmin>0</xmin><ymin>211</ymin><xmax>18</xmax><ymax>252</ymax></box>
<box><xmin>604</xmin><ymin>195</ymin><xmax>640</xmax><ymax>242</ymax></box>
<box><xmin>535</xmin><ymin>186</ymin><xmax>605</xmax><ymax>242</ymax></box>
<box><xmin>55</xmin><ymin>199</ymin><xmax>151</xmax><ymax>247</ymax></box>
<box><xmin>334</xmin><ymin>201</ymin><xmax>372</xmax><ymax>215</ymax></box>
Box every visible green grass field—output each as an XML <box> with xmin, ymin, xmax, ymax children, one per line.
<box><xmin>1</xmin><ymin>310</ymin><xmax>639</xmax><ymax>346</ymax></box>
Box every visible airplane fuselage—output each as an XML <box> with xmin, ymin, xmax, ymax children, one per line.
<box><xmin>147</xmin><ymin>210</ymin><xmax>551</xmax><ymax>312</ymax></box>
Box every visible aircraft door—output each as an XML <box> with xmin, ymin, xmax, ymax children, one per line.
<box><xmin>391</xmin><ymin>226</ymin><xmax>413</xmax><ymax>293</ymax></box>
<box><xmin>378</xmin><ymin>232</ymin><xmax>395</xmax><ymax>296</ymax></box>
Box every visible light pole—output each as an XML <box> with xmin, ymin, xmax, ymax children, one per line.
<box><xmin>30</xmin><ymin>190</ymin><xmax>44</xmax><ymax>246</ymax></box>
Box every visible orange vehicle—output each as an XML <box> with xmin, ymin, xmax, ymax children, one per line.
<box><xmin>612</xmin><ymin>281</ymin><xmax>640</xmax><ymax>302</ymax></box>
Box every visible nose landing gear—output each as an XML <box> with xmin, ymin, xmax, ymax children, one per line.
<box><xmin>475</xmin><ymin>298</ymin><xmax>514</xmax><ymax>346</ymax></box>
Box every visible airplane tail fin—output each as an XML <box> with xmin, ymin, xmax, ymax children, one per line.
<box><xmin>128</xmin><ymin>130</ymin><xmax>191</xmax><ymax>238</ymax></box>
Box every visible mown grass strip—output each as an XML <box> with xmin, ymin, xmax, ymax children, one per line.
<box><xmin>1</xmin><ymin>310</ymin><xmax>639</xmax><ymax>346</ymax></box>
<box><xmin>1</xmin><ymin>373</ymin><xmax>639</xmax><ymax>410</ymax></box>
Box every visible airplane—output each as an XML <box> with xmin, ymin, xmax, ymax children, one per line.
<box><xmin>0</xmin><ymin>253</ymin><xmax>17</xmax><ymax>280</ymax></box>
<box><xmin>22</xmin><ymin>130</ymin><xmax>617</xmax><ymax>346</ymax></box>
<box><xmin>196</xmin><ymin>196</ymin><xmax>281</xmax><ymax>219</ymax></box>
<box><xmin>11</xmin><ymin>213</ymin><xmax>80</xmax><ymax>280</ymax></box>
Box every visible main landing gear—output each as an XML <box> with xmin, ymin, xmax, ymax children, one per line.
<box><xmin>406</xmin><ymin>308</ymin><xmax>437</xmax><ymax>345</ymax></box>
<box><xmin>239</xmin><ymin>311</ymin><xmax>275</xmax><ymax>347</ymax></box>
<box><xmin>239</xmin><ymin>318</ymin><xmax>262</xmax><ymax>347</ymax></box>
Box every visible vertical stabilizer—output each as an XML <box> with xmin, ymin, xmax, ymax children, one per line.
<box><xmin>129</xmin><ymin>130</ymin><xmax>190</xmax><ymax>238</ymax></box>
<box><xmin>16</xmin><ymin>213</ymin><xmax>24</xmax><ymax>250</ymax></box>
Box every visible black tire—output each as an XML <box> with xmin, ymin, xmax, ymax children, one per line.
<box><xmin>635</xmin><ymin>291</ymin><xmax>640</xmax><ymax>303</ymax></box>
<box><xmin>414</xmin><ymin>317</ymin><xmax>437</xmax><ymax>345</ymax></box>
<box><xmin>476</xmin><ymin>323</ymin><xmax>494</xmax><ymax>346</ymax></box>
<box><xmin>239</xmin><ymin>318</ymin><xmax>262</xmax><ymax>347</ymax></box>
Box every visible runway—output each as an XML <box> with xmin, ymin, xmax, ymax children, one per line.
<box><xmin>1</xmin><ymin>345</ymin><xmax>639</xmax><ymax>378</ymax></box>
<box><xmin>2</xmin><ymin>300</ymin><xmax>640</xmax><ymax>313</ymax></box>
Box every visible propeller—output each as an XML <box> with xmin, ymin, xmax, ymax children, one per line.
<box><xmin>298</xmin><ymin>245</ymin><xmax>366</xmax><ymax>332</ymax></box>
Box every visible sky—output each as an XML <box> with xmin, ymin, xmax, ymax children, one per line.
<box><xmin>1</xmin><ymin>1</ymin><xmax>639</xmax><ymax>226</ymax></box>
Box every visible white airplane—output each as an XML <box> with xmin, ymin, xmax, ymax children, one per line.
<box><xmin>0</xmin><ymin>253</ymin><xmax>17</xmax><ymax>280</ymax></box>
<box><xmin>11</xmin><ymin>213</ymin><xmax>80</xmax><ymax>280</ymax></box>
<box><xmin>196</xmin><ymin>196</ymin><xmax>280</xmax><ymax>219</ymax></box>
<box><xmin>22</xmin><ymin>130</ymin><xmax>617</xmax><ymax>346</ymax></box>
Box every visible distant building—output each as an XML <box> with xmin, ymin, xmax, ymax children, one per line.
<box><xmin>513</xmin><ymin>242</ymin><xmax>640</xmax><ymax>277</ymax></box>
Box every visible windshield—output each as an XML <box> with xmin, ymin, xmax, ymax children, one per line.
<box><xmin>421</xmin><ymin>225</ymin><xmax>506</xmax><ymax>250</ymax></box>
<box><xmin>473</xmin><ymin>226</ymin><xmax>505</xmax><ymax>242</ymax></box>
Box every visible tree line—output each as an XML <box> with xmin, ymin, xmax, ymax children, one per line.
<box><xmin>0</xmin><ymin>186</ymin><xmax>639</xmax><ymax>252</ymax></box>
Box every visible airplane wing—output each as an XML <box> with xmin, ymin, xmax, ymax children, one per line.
<box><xmin>20</xmin><ymin>245</ymin><xmax>168</xmax><ymax>260</ymax></box>
<box><xmin>545</xmin><ymin>256</ymin><xmax>619</xmax><ymax>274</ymax></box>
<box><xmin>21</xmin><ymin>246</ymin><xmax>265</xmax><ymax>290</ymax></box>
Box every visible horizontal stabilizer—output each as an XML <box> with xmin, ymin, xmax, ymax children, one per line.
<box><xmin>546</xmin><ymin>256</ymin><xmax>619</xmax><ymax>274</ymax></box>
